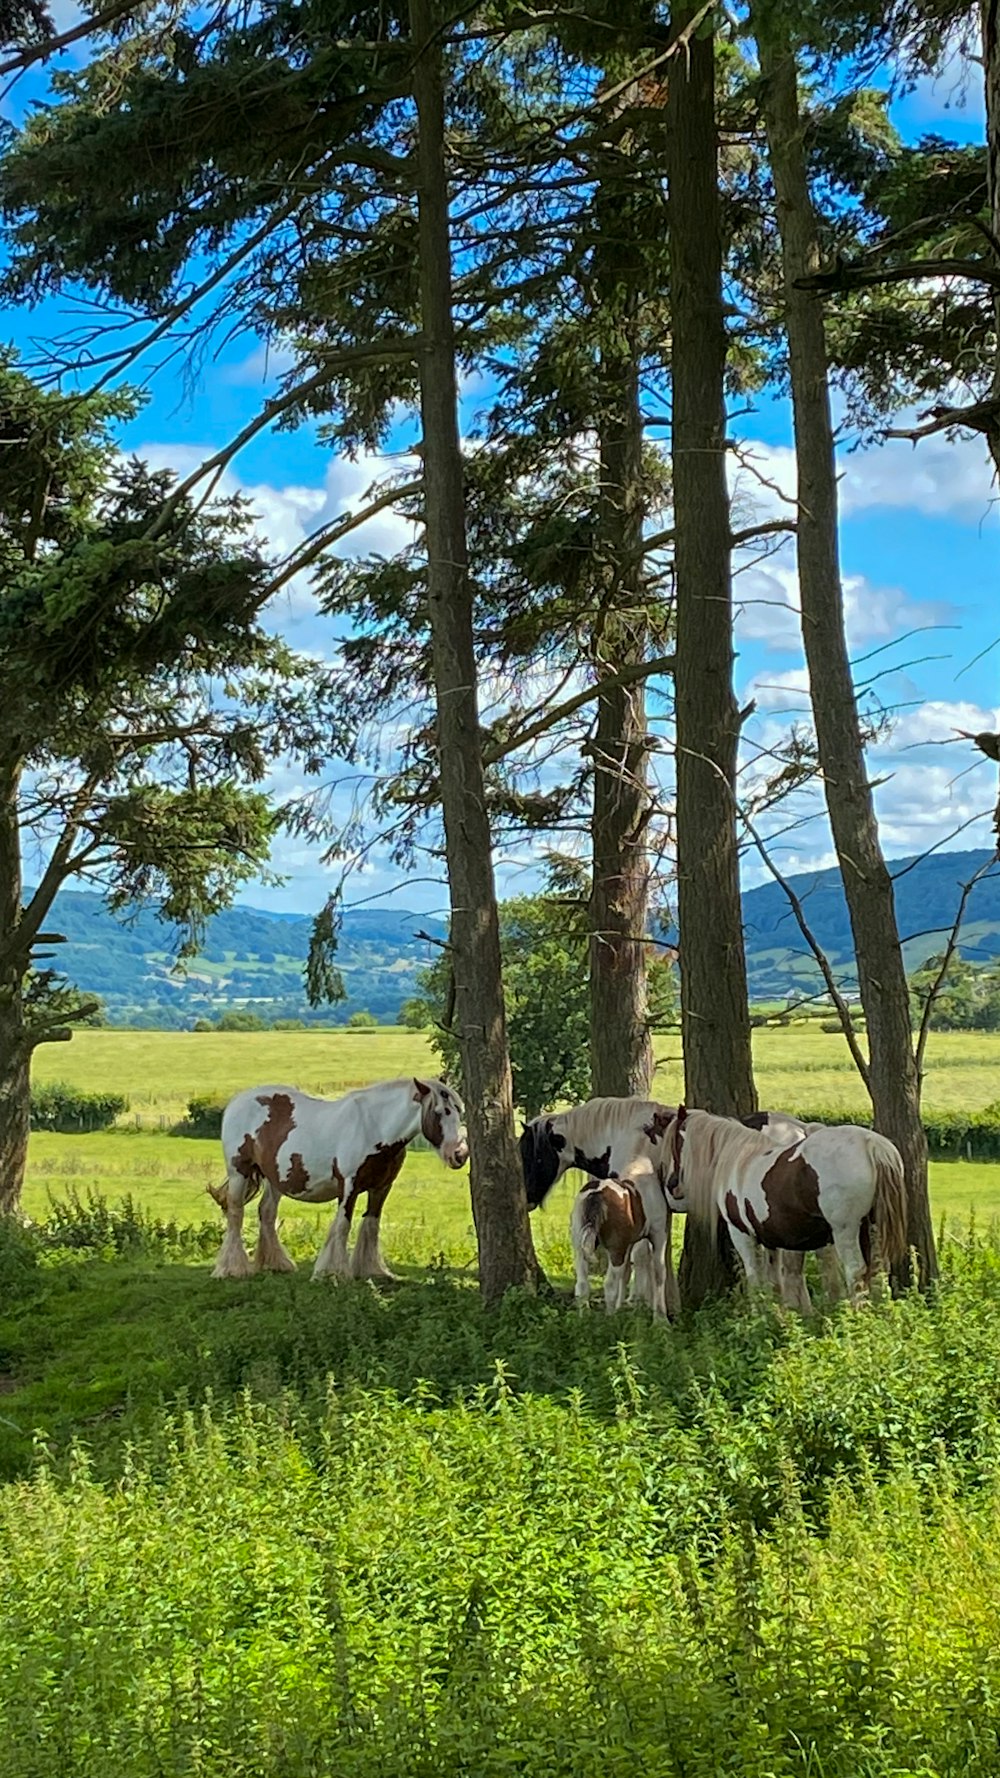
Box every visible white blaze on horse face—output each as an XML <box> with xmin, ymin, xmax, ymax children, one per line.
<box><xmin>440</xmin><ymin>1089</ymin><xmax>469</xmax><ymax>1168</ymax></box>
<box><xmin>413</xmin><ymin>1078</ymin><xmax>469</xmax><ymax>1168</ymax></box>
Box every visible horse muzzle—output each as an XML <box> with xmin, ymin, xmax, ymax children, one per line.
<box><xmin>444</xmin><ymin>1140</ymin><xmax>469</xmax><ymax>1169</ymax></box>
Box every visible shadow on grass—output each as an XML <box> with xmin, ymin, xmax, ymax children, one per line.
<box><xmin>0</xmin><ymin>1206</ymin><xmax>806</xmax><ymax>1483</ymax></box>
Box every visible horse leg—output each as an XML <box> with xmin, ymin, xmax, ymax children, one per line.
<box><xmin>646</xmin><ymin>1238</ymin><xmax>670</xmax><ymax>1320</ymax></box>
<box><xmin>351</xmin><ymin>1176</ymin><xmax>399</xmax><ymax>1282</ymax></box>
<box><xmin>663</xmin><ymin>1214</ymin><xmax>681</xmax><ymax>1320</ymax></box>
<box><xmin>832</xmin><ymin>1227</ymin><xmax>869</xmax><ymax>1306</ymax></box>
<box><xmin>630</xmin><ymin>1240</ymin><xmax>653</xmax><ymax>1308</ymax></box>
<box><xmin>574</xmin><ymin>1237</ymin><xmax>593</xmax><ymax>1309</ymax></box>
<box><xmin>604</xmin><ymin>1257</ymin><xmax>630</xmax><ymax>1313</ymax></box>
<box><xmin>779</xmin><ymin>1251</ymin><xmax>813</xmax><ymax>1315</ymax></box>
<box><xmin>211</xmin><ymin>1173</ymin><xmax>254</xmax><ymax>1280</ymax></box>
<box><xmin>312</xmin><ymin>1186</ymin><xmax>358</xmax><ymax>1281</ymax></box>
<box><xmin>817</xmin><ymin>1244</ymin><xmax>846</xmax><ymax>1302</ymax></box>
<box><xmin>254</xmin><ymin>1184</ymin><xmax>296</xmax><ymax>1274</ymax></box>
<box><xmin>729</xmin><ymin>1230</ymin><xmax>773</xmax><ymax>1299</ymax></box>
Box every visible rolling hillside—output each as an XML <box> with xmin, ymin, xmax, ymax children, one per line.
<box><xmin>32</xmin><ymin>848</ymin><xmax>1000</xmax><ymax>1025</ymax></box>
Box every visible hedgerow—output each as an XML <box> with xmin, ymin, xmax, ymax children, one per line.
<box><xmin>30</xmin><ymin>1082</ymin><xmax>128</xmax><ymax>1132</ymax></box>
<box><xmin>789</xmin><ymin>1100</ymin><xmax>1000</xmax><ymax>1160</ymax></box>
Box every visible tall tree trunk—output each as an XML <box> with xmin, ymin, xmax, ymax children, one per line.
<box><xmin>409</xmin><ymin>0</ymin><xmax>541</xmax><ymax>1302</ymax></box>
<box><xmin>590</xmin><ymin>213</ymin><xmax>653</xmax><ymax>1098</ymax></box>
<box><xmin>668</xmin><ymin>3</ymin><xmax>756</xmax><ymax>1305</ymax></box>
<box><xmin>0</xmin><ymin>754</ymin><xmax>29</xmax><ymax>1216</ymax></box>
<box><xmin>757</xmin><ymin>25</ymin><xmax>936</xmax><ymax>1286</ymax></box>
<box><xmin>983</xmin><ymin>0</ymin><xmax>1000</xmax><ymax>478</ymax></box>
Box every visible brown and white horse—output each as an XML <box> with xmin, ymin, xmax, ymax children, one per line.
<box><xmin>570</xmin><ymin>1161</ymin><xmax>663</xmax><ymax>1313</ymax></box>
<box><xmin>661</xmin><ymin>1106</ymin><xmax>907</xmax><ymax>1304</ymax></box>
<box><xmin>520</xmin><ymin>1097</ymin><xmax>842</xmax><ymax>1314</ymax></box>
<box><xmin>210</xmin><ymin>1076</ymin><xmax>468</xmax><ymax>1282</ymax></box>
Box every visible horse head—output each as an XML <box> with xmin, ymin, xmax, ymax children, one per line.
<box><xmin>519</xmin><ymin>1116</ymin><xmax>567</xmax><ymax>1209</ymax></box>
<box><xmin>662</xmin><ymin>1104</ymin><xmax>688</xmax><ymax>1203</ymax></box>
<box><xmin>414</xmin><ymin>1078</ymin><xmax>469</xmax><ymax>1169</ymax></box>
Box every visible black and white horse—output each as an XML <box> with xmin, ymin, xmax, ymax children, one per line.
<box><xmin>210</xmin><ymin>1076</ymin><xmax>468</xmax><ymax>1282</ymax></box>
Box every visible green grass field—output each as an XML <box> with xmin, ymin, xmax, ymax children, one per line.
<box><xmin>33</xmin><ymin>1021</ymin><xmax>1000</xmax><ymax>1128</ymax></box>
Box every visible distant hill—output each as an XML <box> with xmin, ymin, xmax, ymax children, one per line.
<box><xmin>30</xmin><ymin>847</ymin><xmax>1000</xmax><ymax>1025</ymax></box>
<box><xmin>33</xmin><ymin>890</ymin><xmax>446</xmax><ymax>1028</ymax></box>
<box><xmin>739</xmin><ymin>848</ymin><xmax>1000</xmax><ymax>999</ymax></box>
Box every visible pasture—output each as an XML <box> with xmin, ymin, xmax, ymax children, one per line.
<box><xmin>7</xmin><ymin>1024</ymin><xmax>1000</xmax><ymax>1775</ymax></box>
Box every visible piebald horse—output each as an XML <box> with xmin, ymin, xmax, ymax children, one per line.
<box><xmin>210</xmin><ymin>1076</ymin><xmax>468</xmax><ymax>1282</ymax></box>
<box><xmin>661</xmin><ymin>1106</ymin><xmax>907</xmax><ymax>1304</ymax></box>
<box><xmin>521</xmin><ymin>1097</ymin><xmax>843</xmax><ymax>1315</ymax></box>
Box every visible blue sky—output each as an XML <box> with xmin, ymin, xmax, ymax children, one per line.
<box><xmin>4</xmin><ymin>26</ymin><xmax>999</xmax><ymax>927</ymax></box>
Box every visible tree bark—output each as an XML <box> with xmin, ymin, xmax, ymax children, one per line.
<box><xmin>589</xmin><ymin>189</ymin><xmax>653</xmax><ymax>1099</ymax></box>
<box><xmin>409</xmin><ymin>0</ymin><xmax>542</xmax><ymax>1302</ymax></box>
<box><xmin>668</xmin><ymin>3</ymin><xmax>756</xmax><ymax>1305</ymax></box>
<box><xmin>0</xmin><ymin>753</ymin><xmax>29</xmax><ymax>1217</ymax></box>
<box><xmin>982</xmin><ymin>0</ymin><xmax>1000</xmax><ymax>478</ymax></box>
<box><xmin>757</xmin><ymin>24</ymin><xmax>936</xmax><ymax>1285</ymax></box>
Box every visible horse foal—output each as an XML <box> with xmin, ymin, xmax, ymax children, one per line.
<box><xmin>570</xmin><ymin>1172</ymin><xmax>662</xmax><ymax>1314</ymax></box>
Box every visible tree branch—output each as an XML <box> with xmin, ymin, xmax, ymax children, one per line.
<box><xmin>885</xmin><ymin>396</ymin><xmax>1000</xmax><ymax>445</ymax></box>
<box><xmin>0</xmin><ymin>0</ymin><xmax>136</xmax><ymax>79</ymax></box>
<box><xmin>914</xmin><ymin>855</ymin><xmax>1000</xmax><ymax>1085</ymax></box>
<box><xmin>0</xmin><ymin>775</ymin><xmax>102</xmax><ymax>971</ymax></box>
<box><xmin>796</xmin><ymin>254</ymin><xmax>1000</xmax><ymax>296</ymax></box>
<box><xmin>481</xmin><ymin>653</ymin><xmax>675</xmax><ymax>769</ymax></box>
<box><xmin>736</xmin><ymin>803</ymin><xmax>872</xmax><ymax>1089</ymax></box>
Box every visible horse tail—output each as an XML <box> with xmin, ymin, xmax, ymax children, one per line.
<box><xmin>580</xmin><ymin>1188</ymin><xmax>605</xmax><ymax>1261</ymax></box>
<box><xmin>207</xmin><ymin>1179</ymin><xmax>230</xmax><ymax>1212</ymax></box>
<box><xmin>870</xmin><ymin>1135</ymin><xmax>908</xmax><ymax>1268</ymax></box>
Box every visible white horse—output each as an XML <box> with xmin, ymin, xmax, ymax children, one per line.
<box><xmin>210</xmin><ymin>1076</ymin><xmax>468</xmax><ymax>1282</ymax></box>
<box><xmin>661</xmin><ymin>1106</ymin><xmax>907</xmax><ymax>1305</ymax></box>
<box><xmin>570</xmin><ymin>1161</ymin><xmax>666</xmax><ymax>1314</ymax></box>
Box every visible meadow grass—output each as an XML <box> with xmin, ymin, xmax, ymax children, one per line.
<box><xmin>29</xmin><ymin>1021</ymin><xmax>1000</xmax><ymax>1128</ymax></box>
<box><xmin>5</xmin><ymin>1204</ymin><xmax>1000</xmax><ymax>1775</ymax></box>
<box><xmin>23</xmin><ymin>1124</ymin><xmax>1000</xmax><ymax>1249</ymax></box>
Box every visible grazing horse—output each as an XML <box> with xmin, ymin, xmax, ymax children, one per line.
<box><xmin>661</xmin><ymin>1106</ymin><xmax>907</xmax><ymax>1304</ymax></box>
<box><xmin>520</xmin><ymin>1097</ymin><xmax>842</xmax><ymax>1315</ymax></box>
<box><xmin>570</xmin><ymin>1163</ymin><xmax>663</xmax><ymax>1313</ymax></box>
<box><xmin>209</xmin><ymin>1076</ymin><xmax>468</xmax><ymax>1282</ymax></box>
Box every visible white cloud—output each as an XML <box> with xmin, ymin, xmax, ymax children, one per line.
<box><xmin>731</xmin><ymin>428</ymin><xmax>999</xmax><ymax>526</ymax></box>
<box><xmin>733</xmin><ymin>555</ymin><xmax>951</xmax><ymax>655</ymax></box>
<box><xmin>901</xmin><ymin>44</ymin><xmax>984</xmax><ymax>128</ymax></box>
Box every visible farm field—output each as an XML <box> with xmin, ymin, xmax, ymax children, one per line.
<box><xmin>24</xmin><ymin>1023</ymin><xmax>1000</xmax><ymax>1241</ymax></box>
<box><xmin>31</xmin><ymin>1021</ymin><xmax>1000</xmax><ymax>1128</ymax></box>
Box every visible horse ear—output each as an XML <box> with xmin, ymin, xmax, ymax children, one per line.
<box><xmin>413</xmin><ymin>1078</ymin><xmax>431</xmax><ymax>1099</ymax></box>
<box><xmin>677</xmin><ymin>1103</ymin><xmax>687</xmax><ymax>1126</ymax></box>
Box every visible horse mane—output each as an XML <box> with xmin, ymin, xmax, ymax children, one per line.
<box><xmin>676</xmin><ymin>1111</ymin><xmax>783</xmax><ymax>1225</ymax></box>
<box><xmin>552</xmin><ymin>1096</ymin><xmax>672</xmax><ymax>1155</ymax></box>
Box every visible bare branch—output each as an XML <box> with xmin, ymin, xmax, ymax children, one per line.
<box><xmin>885</xmin><ymin>396</ymin><xmax>1000</xmax><ymax>446</ymax></box>
<box><xmin>914</xmin><ymin>855</ymin><xmax>1000</xmax><ymax>1084</ymax></box>
<box><xmin>738</xmin><ymin>807</ymin><xmax>871</xmax><ymax>1088</ymax></box>
<box><xmin>481</xmin><ymin>652</ymin><xmax>675</xmax><ymax>770</ymax></box>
